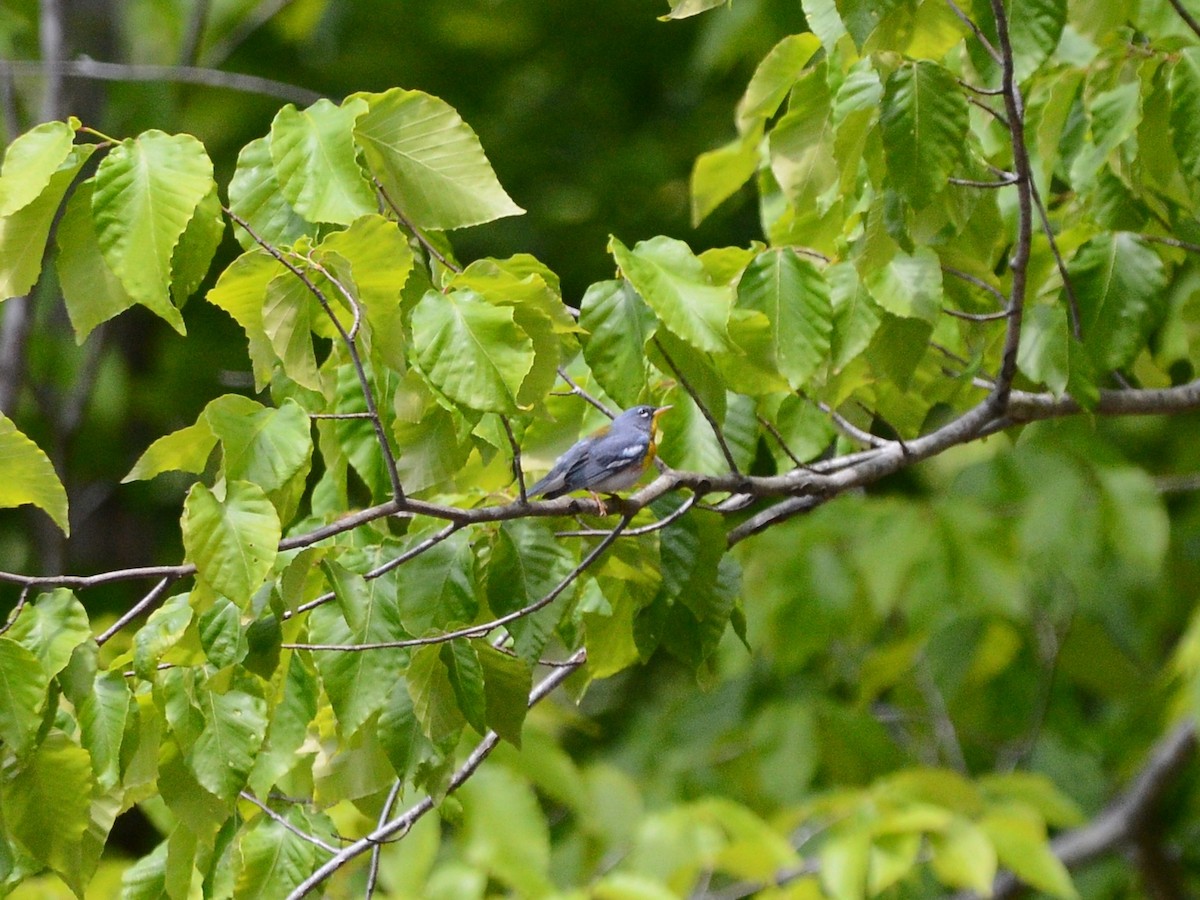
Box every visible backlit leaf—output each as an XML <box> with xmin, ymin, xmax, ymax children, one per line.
<box><xmin>0</xmin><ymin>412</ymin><xmax>69</xmax><ymax>534</ymax></box>
<box><xmin>182</xmin><ymin>481</ymin><xmax>281</xmax><ymax>605</ymax></box>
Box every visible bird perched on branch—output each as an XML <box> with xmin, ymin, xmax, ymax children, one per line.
<box><xmin>526</xmin><ymin>404</ymin><xmax>671</xmax><ymax>513</ymax></box>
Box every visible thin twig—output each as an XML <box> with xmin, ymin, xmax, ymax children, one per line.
<box><xmin>949</xmin><ymin>174</ymin><xmax>1019</xmax><ymax>188</ymax></box>
<box><xmin>942</xmin><ymin>264</ymin><xmax>1009</xmax><ymax>310</ymax></box>
<box><xmin>756</xmin><ymin>415</ymin><xmax>808</xmax><ymax>469</ymax></box>
<box><xmin>309</xmin><ymin>412</ymin><xmax>374</xmax><ymax>419</ymax></box>
<box><xmin>95</xmin><ymin>576</ymin><xmax>180</xmax><ymax>646</ymax></box>
<box><xmin>1167</xmin><ymin>0</ymin><xmax>1200</xmax><ymax>39</ymax></box>
<box><xmin>224</xmin><ymin>206</ymin><xmax>405</xmax><ymax>503</ymax></box>
<box><xmin>653</xmin><ymin>338</ymin><xmax>740</xmax><ymax>474</ymax></box>
<box><xmin>1030</xmin><ymin>181</ymin><xmax>1081</xmax><ymax>338</ymax></box>
<box><xmin>943</xmin><ymin>306</ymin><xmax>1010</xmax><ymax>322</ymax></box>
<box><xmin>283</xmin><ymin>522</ymin><xmax>464</xmax><ymax>620</ymax></box>
<box><xmin>284</xmin><ymin>515</ymin><xmax>632</xmax><ymax>652</ymax></box>
<box><xmin>501</xmin><ymin>415</ymin><xmax>528</xmax><ymax>503</ymax></box>
<box><xmin>957</xmin><ymin>79</ymin><xmax>1004</xmax><ymax>96</ymax></box>
<box><xmin>0</xmin><ymin>586</ymin><xmax>31</xmax><ymax>636</ymax></box>
<box><xmin>555</xmin><ymin>494</ymin><xmax>697</xmax><ymax>537</ymax></box>
<box><xmin>202</xmin><ymin>0</ymin><xmax>296</xmax><ymax>66</ymax></box>
<box><xmin>1140</xmin><ymin>233</ymin><xmax>1200</xmax><ymax>255</ymax></box>
<box><xmin>365</xmin><ymin>780</ymin><xmax>404</xmax><ymax>898</ymax></box>
<box><xmin>1</xmin><ymin>58</ymin><xmax>323</xmax><ymax>106</ymax></box>
<box><xmin>239</xmin><ymin>791</ymin><xmax>339</xmax><ymax>854</ymax></box>
<box><xmin>178</xmin><ymin>0</ymin><xmax>211</xmax><ymax>68</ymax></box>
<box><xmin>284</xmin><ymin>648</ymin><xmax>588</xmax><ymax>900</ymax></box>
<box><xmin>944</xmin><ymin>0</ymin><xmax>1002</xmax><ymax>62</ymax></box>
<box><xmin>808</xmin><ymin>395</ymin><xmax>890</xmax><ymax>450</ymax></box>
<box><xmin>965</xmin><ymin>94</ymin><xmax>1010</xmax><ymax>128</ymax></box>
<box><xmin>555</xmin><ymin>367</ymin><xmax>616</xmax><ymax>418</ymax></box>
<box><xmin>373</xmin><ymin>178</ymin><xmax>463</xmax><ymax>273</ymax></box>
<box><xmin>39</xmin><ymin>0</ymin><xmax>65</xmax><ymax>122</ymax></box>
<box><xmin>915</xmin><ymin>658</ymin><xmax>968</xmax><ymax>773</ymax></box>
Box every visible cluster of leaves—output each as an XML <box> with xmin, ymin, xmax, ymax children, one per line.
<box><xmin>2</xmin><ymin>0</ymin><xmax>1200</xmax><ymax>897</ymax></box>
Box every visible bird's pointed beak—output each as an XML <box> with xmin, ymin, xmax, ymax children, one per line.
<box><xmin>652</xmin><ymin>405</ymin><xmax>672</xmax><ymax>424</ymax></box>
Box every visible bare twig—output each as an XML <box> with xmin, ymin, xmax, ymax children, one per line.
<box><xmin>0</xmin><ymin>586</ymin><xmax>31</xmax><ymax>636</ymax></box>
<box><xmin>283</xmin><ymin>522</ymin><xmax>464</xmax><ymax>620</ymax></box>
<box><xmin>373</xmin><ymin>178</ymin><xmax>463</xmax><ymax>273</ymax></box>
<box><xmin>501</xmin><ymin>415</ymin><xmax>528</xmax><ymax>503</ymax></box>
<box><xmin>756</xmin><ymin>415</ymin><xmax>810</xmax><ymax>469</ymax></box>
<box><xmin>1030</xmin><ymin>181</ymin><xmax>1081</xmax><ymax>338</ymax></box>
<box><xmin>224</xmin><ymin>207</ymin><xmax>405</xmax><ymax>503</ymax></box>
<box><xmin>654</xmin><ymin>338</ymin><xmax>740</xmax><ymax>474</ymax></box>
<box><xmin>942</xmin><ymin>264</ymin><xmax>1009</xmax><ymax>311</ymax></box>
<box><xmin>915</xmin><ymin>658</ymin><xmax>968</xmax><ymax>773</ymax></box>
<box><xmin>555</xmin><ymin>493</ymin><xmax>697</xmax><ymax>537</ymax></box>
<box><xmin>95</xmin><ymin>576</ymin><xmax>179</xmax><ymax>646</ymax></box>
<box><xmin>949</xmin><ymin>173</ymin><xmax>1019</xmax><ymax>188</ymax></box>
<box><xmin>555</xmin><ymin>367</ymin><xmax>616</xmax><ymax>418</ymax></box>
<box><xmin>365</xmin><ymin>780</ymin><xmax>403</xmax><ymax>898</ymax></box>
<box><xmin>284</xmin><ymin>648</ymin><xmax>588</xmax><ymax>899</ymax></box>
<box><xmin>239</xmin><ymin>791</ymin><xmax>338</xmax><ymax>854</ymax></box>
<box><xmin>1</xmin><ymin>58</ymin><xmax>322</xmax><ymax>106</ymax></box>
<box><xmin>944</xmin><ymin>0</ymin><xmax>1002</xmax><ymax>63</ymax></box>
<box><xmin>1167</xmin><ymin>0</ymin><xmax>1200</xmax><ymax>40</ymax></box>
<box><xmin>943</xmin><ymin>307</ymin><xmax>1011</xmax><ymax>322</ymax></box>
<box><xmin>1140</xmin><ymin>233</ymin><xmax>1200</xmax><ymax>255</ymax></box>
<box><xmin>284</xmin><ymin>515</ymin><xmax>632</xmax><ymax>651</ymax></box>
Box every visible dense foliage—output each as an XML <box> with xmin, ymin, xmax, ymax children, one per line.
<box><xmin>3</xmin><ymin>0</ymin><xmax>1200</xmax><ymax>897</ymax></box>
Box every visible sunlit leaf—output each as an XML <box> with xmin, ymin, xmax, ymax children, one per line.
<box><xmin>182</xmin><ymin>481</ymin><xmax>281</xmax><ymax>605</ymax></box>
<box><xmin>0</xmin><ymin>411</ymin><xmax>69</xmax><ymax>534</ymax></box>
<box><xmin>881</xmin><ymin>61</ymin><xmax>968</xmax><ymax>209</ymax></box>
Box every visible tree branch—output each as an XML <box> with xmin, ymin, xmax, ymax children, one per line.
<box><xmin>0</xmin><ymin>58</ymin><xmax>323</xmax><ymax>106</ymax></box>
<box><xmin>284</xmin><ymin>648</ymin><xmax>588</xmax><ymax>899</ymax></box>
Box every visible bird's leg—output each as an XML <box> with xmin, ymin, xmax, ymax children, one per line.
<box><xmin>588</xmin><ymin>490</ymin><xmax>608</xmax><ymax>516</ymax></box>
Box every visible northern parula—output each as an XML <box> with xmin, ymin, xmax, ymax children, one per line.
<box><xmin>527</xmin><ymin>405</ymin><xmax>671</xmax><ymax>511</ymax></box>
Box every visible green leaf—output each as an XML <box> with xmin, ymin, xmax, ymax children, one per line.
<box><xmin>189</xmin><ymin>688</ymin><xmax>267</xmax><ymax>801</ymax></box>
<box><xmin>133</xmin><ymin>592</ymin><xmax>193</xmax><ymax>679</ymax></box>
<box><xmin>1009</xmin><ymin>0</ymin><xmax>1067</xmax><ymax>82</ymax></box>
<box><xmin>1068</xmin><ymin>82</ymin><xmax>1141</xmax><ymax>189</ymax></box>
<box><xmin>6</xmin><ymin>588</ymin><xmax>89</xmax><ymax>677</ymax></box>
<box><xmin>92</xmin><ymin>131</ymin><xmax>215</xmax><ymax>333</ymax></box>
<box><xmin>205</xmin><ymin>249</ymin><xmax>284</xmax><ymax>391</ymax></box>
<box><xmin>314</xmin><ymin>214</ymin><xmax>414</xmax><ymax>373</ymax></box>
<box><xmin>0</xmin><ymin>411</ymin><xmax>69</xmax><ymax>534</ymax></box>
<box><xmin>865</xmin><ymin>247</ymin><xmax>943</xmax><ymax>325</ymax></box>
<box><xmin>459</xmin><ymin>766</ymin><xmax>553</xmax><ymax>896</ymax></box>
<box><xmin>406</xmin><ymin>643</ymin><xmax>466</xmax><ymax>743</ymax></box>
<box><xmin>801</xmin><ymin>0</ymin><xmax>849</xmax><ymax>52</ymax></box>
<box><xmin>769</xmin><ymin>66</ymin><xmax>838</xmax><ymax>214</ymax></box>
<box><xmin>353</xmin><ymin>87</ymin><xmax>524</xmax><ymax>230</ymax></box>
<box><xmin>737</xmin><ymin>249</ymin><xmax>832</xmax><ymax>389</ymax></box>
<box><xmin>929</xmin><ymin>818</ymin><xmax>997</xmax><ymax>894</ymax></box>
<box><xmin>1018</xmin><ymin>303</ymin><xmax>1069</xmax><ymax>394</ymax></box>
<box><xmin>0</xmin><ymin>142</ymin><xmax>92</xmax><ymax>302</ymax></box>
<box><xmin>659</xmin><ymin>0</ymin><xmax>726</xmax><ymax>20</ymax></box>
<box><xmin>691</xmin><ymin>131</ymin><xmax>761</xmax><ymax>226</ymax></box>
<box><xmin>1171</xmin><ymin>49</ymin><xmax>1200</xmax><ymax>185</ymax></box>
<box><xmin>610</xmin><ymin>235</ymin><xmax>732</xmax><ymax>354</ymax></box>
<box><xmin>980</xmin><ymin>771</ymin><xmax>1085</xmax><ymax>828</ymax></box>
<box><xmin>57</xmin><ymin>179</ymin><xmax>140</xmax><ymax>342</ymax></box>
<box><xmin>233</xmin><ymin>809</ymin><xmax>319</xmax><ymax>899</ymax></box>
<box><xmin>580</xmin><ymin>279</ymin><xmax>657</xmax><ymax>408</ymax></box>
<box><xmin>123</xmin><ymin>419</ymin><xmax>217</xmax><ymax>483</ymax></box>
<box><xmin>448</xmin><ymin>256</ymin><xmax>571</xmax><ymax>407</ymax></box>
<box><xmin>205</xmin><ymin>395</ymin><xmax>313</xmax><ymax>494</ymax></box>
<box><xmin>477</xmin><ymin>643</ymin><xmax>532</xmax><ymax>746</ymax></box>
<box><xmin>270</xmin><ymin>98</ymin><xmax>376</xmax><ymax>225</ymax></box>
<box><xmin>411</xmin><ymin>287</ymin><xmax>534</xmax><ymax>414</ymax></box>
<box><xmin>248</xmin><ymin>654</ymin><xmax>319</xmax><ymax>797</ymax></box>
<box><xmin>78</xmin><ymin>671</ymin><xmax>131</xmax><ymax>791</ymax></box>
<box><xmin>309</xmin><ymin>561</ymin><xmax>409</xmax><ymax>738</ymax></box>
<box><xmin>1068</xmin><ymin>232</ymin><xmax>1166</xmax><ymax>370</ymax></box>
<box><xmin>228</xmin><ymin>135</ymin><xmax>316</xmax><ymax>252</ymax></box>
<box><xmin>881</xmin><ymin>61</ymin><xmax>968</xmax><ymax>209</ymax></box>
<box><xmin>378</xmin><ymin>681</ymin><xmax>424</xmax><ymax>778</ymax></box>
<box><xmin>981</xmin><ymin>810</ymin><xmax>1078</xmax><ymax>899</ymax></box>
<box><xmin>440</xmin><ymin>639</ymin><xmax>487</xmax><ymax>734</ymax></box>
<box><xmin>0</xmin><ymin>638</ymin><xmax>49</xmax><ymax>755</ymax></box>
<box><xmin>395</xmin><ymin>529</ymin><xmax>479</xmax><ymax>635</ymax></box>
<box><xmin>263</xmin><ymin>267</ymin><xmax>322</xmax><ymax>390</ymax></box>
<box><xmin>828</xmin><ymin>261</ymin><xmax>881</xmax><ymax>371</ymax></box>
<box><xmin>121</xmin><ymin>842</ymin><xmax>168</xmax><ymax>900</ymax></box>
<box><xmin>182</xmin><ymin>481</ymin><xmax>281</xmax><ymax>605</ymax></box>
<box><xmin>0</xmin><ymin>119</ymin><xmax>77</xmax><ymax>216</ymax></box>
<box><xmin>487</xmin><ymin>519</ymin><xmax>576</xmax><ymax>662</ymax></box>
<box><xmin>198</xmin><ymin>597</ymin><xmax>247</xmax><ymax>669</ymax></box>
<box><xmin>1</xmin><ymin>731</ymin><xmax>93</xmax><ymax>877</ymax></box>
<box><xmin>735</xmin><ymin>34</ymin><xmax>821</xmax><ymax>134</ymax></box>
<box><xmin>170</xmin><ymin>186</ymin><xmax>224</xmax><ymax>306</ymax></box>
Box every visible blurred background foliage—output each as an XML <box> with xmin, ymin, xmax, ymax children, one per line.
<box><xmin>3</xmin><ymin>0</ymin><xmax>1200</xmax><ymax>897</ymax></box>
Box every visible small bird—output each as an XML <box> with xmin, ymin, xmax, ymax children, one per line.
<box><xmin>526</xmin><ymin>405</ymin><xmax>672</xmax><ymax>513</ymax></box>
